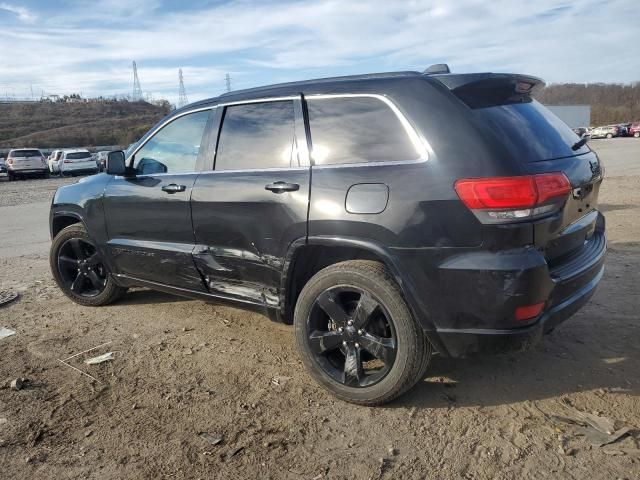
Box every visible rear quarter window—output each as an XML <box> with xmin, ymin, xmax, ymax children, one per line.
<box><xmin>306</xmin><ymin>96</ymin><xmax>421</xmax><ymax>165</ymax></box>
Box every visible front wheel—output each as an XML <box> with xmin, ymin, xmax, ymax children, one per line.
<box><xmin>606</xmin><ymin>133</ymin><xmax>613</xmax><ymax>139</ymax></box>
<box><xmin>50</xmin><ymin>224</ymin><xmax>126</xmax><ymax>306</ymax></box>
<box><xmin>634</xmin><ymin>132</ymin><xmax>640</xmax><ymax>138</ymax></box>
<box><xmin>294</xmin><ymin>260</ymin><xmax>431</xmax><ymax>406</ymax></box>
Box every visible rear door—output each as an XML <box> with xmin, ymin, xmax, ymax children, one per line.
<box><xmin>11</xmin><ymin>149</ymin><xmax>44</xmax><ymax>170</ymax></box>
<box><xmin>103</xmin><ymin>107</ymin><xmax>214</xmax><ymax>290</ymax></box>
<box><xmin>191</xmin><ymin>96</ymin><xmax>310</xmax><ymax>308</ymax></box>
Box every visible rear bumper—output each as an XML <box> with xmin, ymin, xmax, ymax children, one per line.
<box><xmin>422</xmin><ymin>215</ymin><xmax>606</xmax><ymax>357</ymax></box>
<box><xmin>8</xmin><ymin>167</ymin><xmax>47</xmax><ymax>174</ymax></box>
<box><xmin>435</xmin><ymin>263</ymin><xmax>603</xmax><ymax>356</ymax></box>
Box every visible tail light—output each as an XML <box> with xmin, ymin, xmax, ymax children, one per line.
<box><xmin>7</xmin><ymin>159</ymin><xmax>13</xmax><ymax>165</ymax></box>
<box><xmin>454</xmin><ymin>173</ymin><xmax>571</xmax><ymax>224</ymax></box>
<box><xmin>515</xmin><ymin>302</ymin><xmax>545</xmax><ymax>321</ymax></box>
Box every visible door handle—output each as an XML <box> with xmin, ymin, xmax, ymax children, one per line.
<box><xmin>265</xmin><ymin>181</ymin><xmax>300</xmax><ymax>193</ymax></box>
<box><xmin>161</xmin><ymin>184</ymin><xmax>186</xmax><ymax>194</ymax></box>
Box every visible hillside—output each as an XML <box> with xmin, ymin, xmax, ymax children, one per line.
<box><xmin>0</xmin><ymin>100</ymin><xmax>171</xmax><ymax>149</ymax></box>
<box><xmin>536</xmin><ymin>82</ymin><xmax>640</xmax><ymax>126</ymax></box>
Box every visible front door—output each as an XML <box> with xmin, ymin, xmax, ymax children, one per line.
<box><xmin>191</xmin><ymin>97</ymin><xmax>310</xmax><ymax>308</ymax></box>
<box><xmin>103</xmin><ymin>108</ymin><xmax>213</xmax><ymax>290</ymax></box>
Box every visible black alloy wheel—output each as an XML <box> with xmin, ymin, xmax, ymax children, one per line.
<box><xmin>307</xmin><ymin>286</ymin><xmax>397</xmax><ymax>388</ymax></box>
<box><xmin>57</xmin><ymin>238</ymin><xmax>107</xmax><ymax>297</ymax></box>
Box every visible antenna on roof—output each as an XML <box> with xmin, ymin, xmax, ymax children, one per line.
<box><xmin>424</xmin><ymin>64</ymin><xmax>450</xmax><ymax>74</ymax></box>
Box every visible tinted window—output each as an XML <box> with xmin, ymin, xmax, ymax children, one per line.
<box><xmin>133</xmin><ymin>110</ymin><xmax>210</xmax><ymax>174</ymax></box>
<box><xmin>11</xmin><ymin>149</ymin><xmax>41</xmax><ymax>158</ymax></box>
<box><xmin>215</xmin><ymin>101</ymin><xmax>295</xmax><ymax>171</ymax></box>
<box><xmin>66</xmin><ymin>152</ymin><xmax>91</xmax><ymax>159</ymax></box>
<box><xmin>306</xmin><ymin>97</ymin><xmax>419</xmax><ymax>165</ymax></box>
<box><xmin>473</xmin><ymin>100</ymin><xmax>590</xmax><ymax>162</ymax></box>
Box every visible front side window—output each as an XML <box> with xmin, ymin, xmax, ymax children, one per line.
<box><xmin>306</xmin><ymin>96</ymin><xmax>420</xmax><ymax>165</ymax></box>
<box><xmin>215</xmin><ymin>101</ymin><xmax>296</xmax><ymax>171</ymax></box>
<box><xmin>133</xmin><ymin>110</ymin><xmax>210</xmax><ymax>174</ymax></box>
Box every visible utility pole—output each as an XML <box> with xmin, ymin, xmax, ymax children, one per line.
<box><xmin>225</xmin><ymin>73</ymin><xmax>232</xmax><ymax>93</ymax></box>
<box><xmin>178</xmin><ymin>68</ymin><xmax>188</xmax><ymax>108</ymax></box>
<box><xmin>132</xmin><ymin>61</ymin><xmax>143</xmax><ymax>101</ymax></box>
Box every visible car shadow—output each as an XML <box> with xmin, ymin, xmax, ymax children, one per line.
<box><xmin>599</xmin><ymin>203</ymin><xmax>636</xmax><ymax>213</ymax></box>
<box><xmin>117</xmin><ymin>288</ymin><xmax>189</xmax><ymax>306</ymax></box>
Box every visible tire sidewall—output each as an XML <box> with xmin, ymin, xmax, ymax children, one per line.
<box><xmin>294</xmin><ymin>263</ymin><xmax>421</xmax><ymax>404</ymax></box>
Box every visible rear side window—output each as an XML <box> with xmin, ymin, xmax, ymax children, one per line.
<box><xmin>472</xmin><ymin>100</ymin><xmax>590</xmax><ymax>162</ymax></box>
<box><xmin>215</xmin><ymin>101</ymin><xmax>295</xmax><ymax>171</ymax></box>
<box><xmin>11</xmin><ymin>149</ymin><xmax>41</xmax><ymax>158</ymax></box>
<box><xmin>306</xmin><ymin>96</ymin><xmax>420</xmax><ymax>165</ymax></box>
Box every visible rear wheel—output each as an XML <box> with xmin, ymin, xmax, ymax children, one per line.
<box><xmin>294</xmin><ymin>260</ymin><xmax>430</xmax><ymax>405</ymax></box>
<box><xmin>606</xmin><ymin>133</ymin><xmax>613</xmax><ymax>139</ymax></box>
<box><xmin>43</xmin><ymin>170</ymin><xmax>50</xmax><ymax>179</ymax></box>
<box><xmin>634</xmin><ymin>132</ymin><xmax>639</xmax><ymax>138</ymax></box>
<box><xmin>8</xmin><ymin>172</ymin><xmax>14</xmax><ymax>182</ymax></box>
<box><xmin>50</xmin><ymin>224</ymin><xmax>126</xmax><ymax>306</ymax></box>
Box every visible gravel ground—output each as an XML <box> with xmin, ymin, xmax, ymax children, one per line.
<box><xmin>0</xmin><ymin>142</ymin><xmax>639</xmax><ymax>479</ymax></box>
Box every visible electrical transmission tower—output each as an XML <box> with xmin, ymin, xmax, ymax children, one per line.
<box><xmin>225</xmin><ymin>73</ymin><xmax>232</xmax><ymax>93</ymax></box>
<box><xmin>132</xmin><ymin>61</ymin><xmax>143</xmax><ymax>101</ymax></box>
<box><xmin>178</xmin><ymin>68</ymin><xmax>188</xmax><ymax>108</ymax></box>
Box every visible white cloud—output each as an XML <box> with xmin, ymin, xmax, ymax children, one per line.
<box><xmin>0</xmin><ymin>2</ymin><xmax>36</xmax><ymax>22</ymax></box>
<box><xmin>0</xmin><ymin>0</ymin><xmax>638</xmax><ymax>102</ymax></box>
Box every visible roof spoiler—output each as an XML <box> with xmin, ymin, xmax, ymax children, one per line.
<box><xmin>429</xmin><ymin>73</ymin><xmax>545</xmax><ymax>108</ymax></box>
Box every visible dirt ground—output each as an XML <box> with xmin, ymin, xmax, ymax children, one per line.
<box><xmin>0</xmin><ymin>142</ymin><xmax>639</xmax><ymax>479</ymax></box>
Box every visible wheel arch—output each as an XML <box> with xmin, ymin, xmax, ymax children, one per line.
<box><xmin>281</xmin><ymin>236</ymin><xmax>441</xmax><ymax>345</ymax></box>
<box><xmin>50</xmin><ymin>211</ymin><xmax>85</xmax><ymax>239</ymax></box>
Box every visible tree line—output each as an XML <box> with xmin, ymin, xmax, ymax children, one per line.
<box><xmin>535</xmin><ymin>82</ymin><xmax>640</xmax><ymax>126</ymax></box>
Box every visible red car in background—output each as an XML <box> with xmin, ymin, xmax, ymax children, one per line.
<box><xmin>630</xmin><ymin>122</ymin><xmax>640</xmax><ymax>138</ymax></box>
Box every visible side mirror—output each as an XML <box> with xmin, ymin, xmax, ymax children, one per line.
<box><xmin>106</xmin><ymin>151</ymin><xmax>127</xmax><ymax>175</ymax></box>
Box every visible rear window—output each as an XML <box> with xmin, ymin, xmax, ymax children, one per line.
<box><xmin>473</xmin><ymin>100</ymin><xmax>590</xmax><ymax>162</ymax></box>
<box><xmin>66</xmin><ymin>152</ymin><xmax>91</xmax><ymax>160</ymax></box>
<box><xmin>10</xmin><ymin>149</ymin><xmax>42</xmax><ymax>158</ymax></box>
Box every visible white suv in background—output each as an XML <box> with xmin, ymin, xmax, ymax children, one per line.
<box><xmin>48</xmin><ymin>150</ymin><xmax>64</xmax><ymax>174</ymax></box>
<box><xmin>59</xmin><ymin>149</ymin><xmax>99</xmax><ymax>177</ymax></box>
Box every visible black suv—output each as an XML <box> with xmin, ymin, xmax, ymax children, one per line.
<box><xmin>49</xmin><ymin>67</ymin><xmax>606</xmax><ymax>405</ymax></box>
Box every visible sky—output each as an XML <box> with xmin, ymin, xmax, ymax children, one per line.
<box><xmin>0</xmin><ymin>0</ymin><xmax>638</xmax><ymax>104</ymax></box>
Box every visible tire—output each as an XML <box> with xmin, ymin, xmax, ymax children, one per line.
<box><xmin>43</xmin><ymin>170</ymin><xmax>50</xmax><ymax>179</ymax></box>
<box><xmin>294</xmin><ymin>260</ymin><xmax>430</xmax><ymax>406</ymax></box>
<box><xmin>8</xmin><ymin>172</ymin><xmax>14</xmax><ymax>182</ymax></box>
<box><xmin>634</xmin><ymin>132</ymin><xmax>639</xmax><ymax>138</ymax></box>
<box><xmin>606</xmin><ymin>133</ymin><xmax>613</xmax><ymax>139</ymax></box>
<box><xmin>50</xmin><ymin>224</ymin><xmax>126</xmax><ymax>306</ymax></box>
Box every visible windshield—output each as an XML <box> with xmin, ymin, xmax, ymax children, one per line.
<box><xmin>11</xmin><ymin>149</ymin><xmax>42</xmax><ymax>158</ymax></box>
<box><xmin>66</xmin><ymin>152</ymin><xmax>91</xmax><ymax>159</ymax></box>
<box><xmin>473</xmin><ymin>100</ymin><xmax>591</xmax><ymax>162</ymax></box>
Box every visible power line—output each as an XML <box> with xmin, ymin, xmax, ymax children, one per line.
<box><xmin>132</xmin><ymin>61</ymin><xmax>143</xmax><ymax>101</ymax></box>
<box><xmin>178</xmin><ymin>68</ymin><xmax>188</xmax><ymax>108</ymax></box>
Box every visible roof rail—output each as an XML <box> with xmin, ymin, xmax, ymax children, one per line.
<box><xmin>424</xmin><ymin>64</ymin><xmax>450</xmax><ymax>74</ymax></box>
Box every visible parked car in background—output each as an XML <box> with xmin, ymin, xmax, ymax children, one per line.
<box><xmin>49</xmin><ymin>67</ymin><xmax>606</xmax><ymax>405</ymax></box>
<box><xmin>589</xmin><ymin>125</ymin><xmax>619</xmax><ymax>139</ymax></box>
<box><xmin>572</xmin><ymin>127</ymin><xmax>589</xmax><ymax>137</ymax></box>
<box><xmin>48</xmin><ymin>150</ymin><xmax>64</xmax><ymax>174</ymax></box>
<box><xmin>95</xmin><ymin>151</ymin><xmax>110</xmax><ymax>171</ymax></box>
<box><xmin>617</xmin><ymin>123</ymin><xmax>631</xmax><ymax>137</ymax></box>
<box><xmin>629</xmin><ymin>122</ymin><xmax>640</xmax><ymax>138</ymax></box>
<box><xmin>59</xmin><ymin>149</ymin><xmax>99</xmax><ymax>177</ymax></box>
<box><xmin>0</xmin><ymin>158</ymin><xmax>7</xmax><ymax>178</ymax></box>
<box><xmin>6</xmin><ymin>148</ymin><xmax>49</xmax><ymax>180</ymax></box>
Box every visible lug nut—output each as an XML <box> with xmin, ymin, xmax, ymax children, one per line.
<box><xmin>342</xmin><ymin>341</ymin><xmax>347</xmax><ymax>346</ymax></box>
<box><xmin>354</xmin><ymin>343</ymin><xmax>360</xmax><ymax>348</ymax></box>
<box><xmin>347</xmin><ymin>320</ymin><xmax>353</xmax><ymax>326</ymax></box>
<box><xmin>357</xmin><ymin>329</ymin><xmax>363</xmax><ymax>335</ymax></box>
<box><xmin>338</xmin><ymin>327</ymin><xmax>343</xmax><ymax>333</ymax></box>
